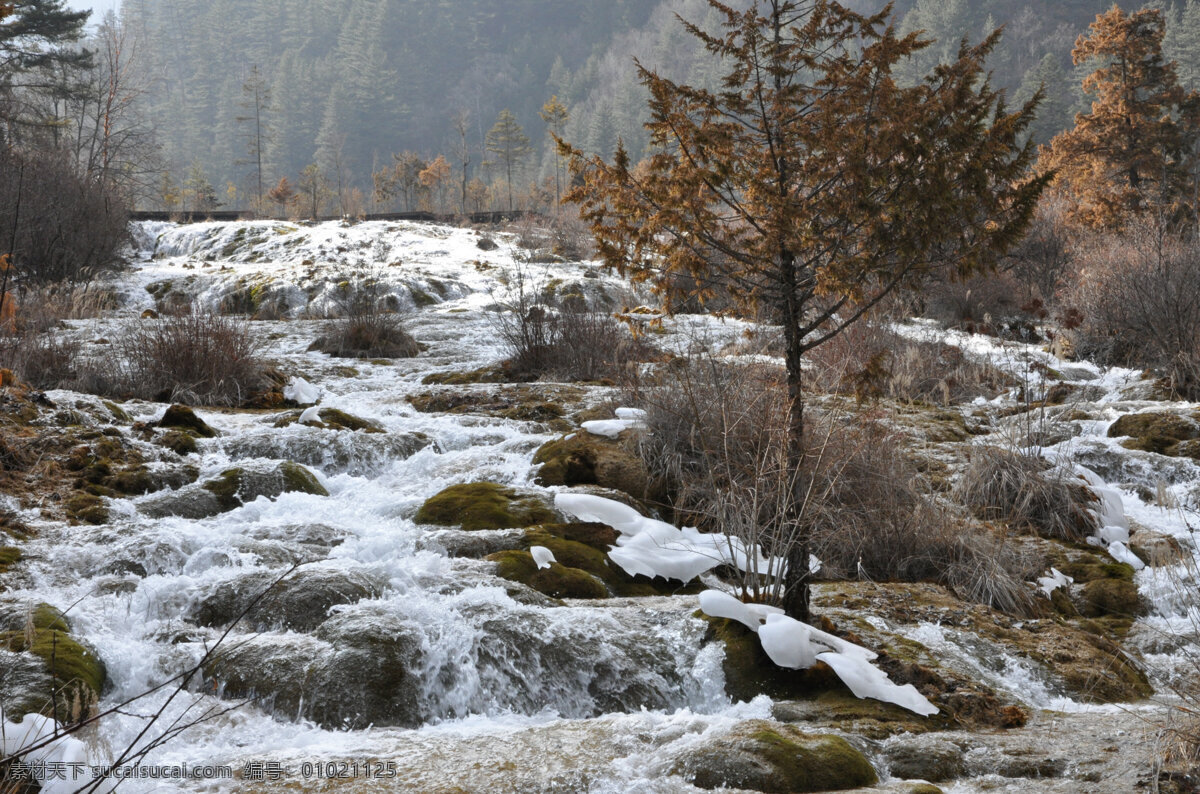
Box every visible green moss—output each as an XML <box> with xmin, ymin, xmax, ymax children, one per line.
<box><xmin>318</xmin><ymin>408</ymin><xmax>384</xmax><ymax>433</ymax></box>
<box><xmin>202</xmin><ymin>468</ymin><xmax>245</xmax><ymax>510</ymax></box>
<box><xmin>748</xmin><ymin>729</ymin><xmax>877</xmax><ymax>792</ymax></box>
<box><xmin>159</xmin><ymin>429</ymin><xmax>199</xmax><ymax>455</ymax></box>
<box><xmin>30</xmin><ymin>603</ymin><xmax>70</xmax><ymax>632</ymax></box>
<box><xmin>156</xmin><ymin>404</ymin><xmax>217</xmax><ymax>438</ymax></box>
<box><xmin>1081</xmin><ymin>578</ymin><xmax>1143</xmax><ymax>619</ymax></box>
<box><xmin>106</xmin><ymin>466</ymin><xmax>155</xmax><ymax>496</ymax></box>
<box><xmin>66</xmin><ymin>493</ymin><xmax>108</xmax><ymax>524</ymax></box>
<box><xmin>102</xmin><ymin>401</ymin><xmax>132</xmax><ymax>423</ymax></box>
<box><xmin>487</xmin><ymin>549</ymin><xmax>608</xmax><ymax>599</ymax></box>
<box><xmin>1</xmin><ymin>628</ymin><xmax>106</xmax><ymax>714</ymax></box>
<box><xmin>414</xmin><ymin>482</ymin><xmax>556</xmax><ymax>531</ymax></box>
<box><xmin>0</xmin><ymin>545</ymin><xmax>22</xmax><ymax>576</ymax></box>
<box><xmin>677</xmin><ymin>722</ymin><xmax>877</xmax><ymax>793</ymax></box>
<box><xmin>279</xmin><ymin>461</ymin><xmax>329</xmax><ymax>496</ymax></box>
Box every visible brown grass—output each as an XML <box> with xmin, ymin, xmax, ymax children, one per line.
<box><xmin>952</xmin><ymin>445</ymin><xmax>1098</xmax><ymax>542</ymax></box>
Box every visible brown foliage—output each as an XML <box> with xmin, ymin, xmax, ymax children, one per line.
<box><xmin>1040</xmin><ymin>6</ymin><xmax>1200</xmax><ymax>229</ymax></box>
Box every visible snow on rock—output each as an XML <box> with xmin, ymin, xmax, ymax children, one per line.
<box><xmin>696</xmin><ymin>591</ymin><xmax>937</xmax><ymax>717</ymax></box>
<box><xmin>284</xmin><ymin>377</ymin><xmax>321</xmax><ymax>406</ymax></box>
<box><xmin>698</xmin><ymin>589</ymin><xmax>782</xmax><ymax>632</ymax></box>
<box><xmin>298</xmin><ymin>405</ymin><xmax>323</xmax><ymax>425</ymax></box>
<box><xmin>0</xmin><ymin>711</ymin><xmax>99</xmax><ymax>794</ymax></box>
<box><xmin>816</xmin><ymin>650</ymin><xmax>940</xmax><ymax>717</ymax></box>
<box><xmin>1107</xmin><ymin>541</ymin><xmax>1146</xmax><ymax>572</ymax></box>
<box><xmin>1037</xmin><ymin>567</ymin><xmax>1073</xmax><ymax>598</ymax></box>
<box><xmin>530</xmin><ymin>545</ymin><xmax>556</xmax><ymax>570</ymax></box>
<box><xmin>581</xmin><ymin>407</ymin><xmax>648</xmax><ymax>439</ymax></box>
<box><xmin>554</xmin><ymin>493</ymin><xmax>781</xmax><ymax>582</ymax></box>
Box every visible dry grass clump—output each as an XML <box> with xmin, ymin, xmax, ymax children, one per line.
<box><xmin>631</xmin><ymin>353</ymin><xmax>1039</xmax><ymax>613</ymax></box>
<box><xmin>113</xmin><ymin>311</ymin><xmax>266</xmax><ymax>405</ymax></box>
<box><xmin>808</xmin><ymin>319</ymin><xmax>1011</xmax><ymax>405</ymax></box>
<box><xmin>953</xmin><ymin>445</ymin><xmax>1098</xmax><ymax>542</ymax></box>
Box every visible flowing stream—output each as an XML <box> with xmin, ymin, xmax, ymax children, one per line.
<box><xmin>3</xmin><ymin>220</ymin><xmax>1198</xmax><ymax>792</ymax></box>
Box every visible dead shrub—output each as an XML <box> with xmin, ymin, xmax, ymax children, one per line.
<box><xmin>308</xmin><ymin>276</ymin><xmax>419</xmax><ymax>359</ymax></box>
<box><xmin>0</xmin><ymin>332</ymin><xmax>82</xmax><ymax>390</ymax></box>
<box><xmin>953</xmin><ymin>445</ymin><xmax>1098</xmax><ymax>542</ymax></box>
<box><xmin>1066</xmin><ymin>217</ymin><xmax>1200</xmax><ymax>399</ymax></box>
<box><xmin>808</xmin><ymin>320</ymin><xmax>1011</xmax><ymax>405</ymax></box>
<box><xmin>493</xmin><ymin>267</ymin><xmax>658</xmax><ymax>382</ymax></box>
<box><xmin>923</xmin><ymin>270</ymin><xmax>1040</xmax><ymax>340</ymax></box>
<box><xmin>112</xmin><ymin>311</ymin><xmax>266</xmax><ymax>405</ymax></box>
<box><xmin>631</xmin><ymin>352</ymin><xmax>1038</xmax><ymax>613</ymax></box>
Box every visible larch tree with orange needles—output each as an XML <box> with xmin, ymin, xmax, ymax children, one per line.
<box><xmin>561</xmin><ymin>0</ymin><xmax>1047</xmax><ymax>621</ymax></box>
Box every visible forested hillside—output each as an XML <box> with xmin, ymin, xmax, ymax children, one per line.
<box><xmin>116</xmin><ymin>0</ymin><xmax>1198</xmax><ymax>211</ymax></box>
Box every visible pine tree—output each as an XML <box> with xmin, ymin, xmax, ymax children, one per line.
<box><xmin>540</xmin><ymin>95</ymin><xmax>569</xmax><ymax>205</ymax></box>
<box><xmin>486</xmin><ymin>109</ymin><xmax>531</xmax><ymax>212</ymax></box>
<box><xmin>1015</xmin><ymin>53</ymin><xmax>1071</xmax><ymax>145</ymax></box>
<box><xmin>1042</xmin><ymin>7</ymin><xmax>1200</xmax><ymax>228</ymax></box>
<box><xmin>236</xmin><ymin>64</ymin><xmax>272</xmax><ymax>213</ymax></box>
<box><xmin>0</xmin><ymin>0</ymin><xmax>92</xmax><ymax>143</ymax></box>
<box><xmin>564</xmin><ymin>0</ymin><xmax>1046</xmax><ymax>620</ymax></box>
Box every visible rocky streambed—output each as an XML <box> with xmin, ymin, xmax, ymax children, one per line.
<box><xmin>1</xmin><ymin>220</ymin><xmax>1198</xmax><ymax>793</ymax></box>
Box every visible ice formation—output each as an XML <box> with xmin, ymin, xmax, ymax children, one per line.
<box><xmin>699</xmin><ymin>590</ymin><xmax>938</xmax><ymax>716</ymax></box>
<box><xmin>554</xmin><ymin>493</ymin><xmax>937</xmax><ymax>717</ymax></box>
<box><xmin>283</xmin><ymin>376</ymin><xmax>321</xmax><ymax>405</ymax></box>
<box><xmin>298</xmin><ymin>405</ymin><xmax>323</xmax><ymax>425</ymax></box>
<box><xmin>1037</xmin><ymin>567</ymin><xmax>1073</xmax><ymax>597</ymax></box>
<box><xmin>530</xmin><ymin>545</ymin><xmax>556</xmax><ymax>570</ymax></box>
<box><xmin>554</xmin><ymin>493</ymin><xmax>780</xmax><ymax>582</ymax></box>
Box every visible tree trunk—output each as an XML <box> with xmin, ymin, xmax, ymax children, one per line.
<box><xmin>779</xmin><ymin>251</ymin><xmax>810</xmax><ymax>623</ymax></box>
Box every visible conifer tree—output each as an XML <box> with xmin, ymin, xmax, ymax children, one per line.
<box><xmin>1041</xmin><ymin>7</ymin><xmax>1200</xmax><ymax>228</ymax></box>
<box><xmin>540</xmin><ymin>95</ymin><xmax>569</xmax><ymax>205</ymax></box>
<box><xmin>563</xmin><ymin>0</ymin><xmax>1046</xmax><ymax>620</ymax></box>
<box><xmin>486</xmin><ymin>109</ymin><xmax>531</xmax><ymax>212</ymax></box>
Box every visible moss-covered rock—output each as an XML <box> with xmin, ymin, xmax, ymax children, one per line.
<box><xmin>155</xmin><ymin>404</ymin><xmax>217</xmax><ymax>438</ymax></box>
<box><xmin>414</xmin><ymin>482</ymin><xmax>557</xmax><ymax>531</ymax></box>
<box><xmin>0</xmin><ymin>627</ymin><xmax>105</xmax><ymax>721</ymax></box>
<box><xmin>517</xmin><ymin>522</ymin><xmax>697</xmax><ymax>597</ymax></box>
<box><xmin>0</xmin><ymin>545</ymin><xmax>21</xmax><ymax>577</ymax></box>
<box><xmin>159</xmin><ymin>429</ymin><xmax>199</xmax><ymax>455</ymax></box>
<box><xmin>65</xmin><ymin>493</ymin><xmax>109</xmax><ymax>524</ymax></box>
<box><xmin>272</xmin><ymin>407</ymin><xmax>385</xmax><ymax>433</ymax></box>
<box><xmin>533</xmin><ymin>431</ymin><xmax>658</xmax><ymax>502</ymax></box>
<box><xmin>190</xmin><ymin>567</ymin><xmax>386</xmax><ymax>631</ymax></box>
<box><xmin>1109</xmin><ymin>412</ymin><xmax>1197</xmax><ymax>455</ymax></box>
<box><xmin>673</xmin><ymin>720</ymin><xmax>877</xmax><ymax>793</ymax></box>
<box><xmin>1130</xmin><ymin>529</ymin><xmax>1187</xmax><ymax>567</ymax></box>
<box><xmin>486</xmin><ymin>549</ymin><xmax>609</xmax><ymax>599</ymax></box>
<box><xmin>203</xmin><ymin>461</ymin><xmax>328</xmax><ymax>509</ymax></box>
